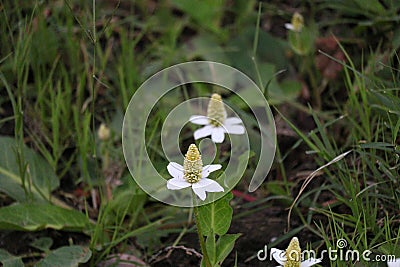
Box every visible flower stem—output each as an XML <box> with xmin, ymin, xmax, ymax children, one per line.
<box><xmin>303</xmin><ymin>55</ymin><xmax>320</xmax><ymax>110</ymax></box>
<box><xmin>193</xmin><ymin>201</ymin><xmax>212</xmax><ymax>267</ymax></box>
<box><xmin>214</xmin><ymin>144</ymin><xmax>220</xmax><ymax>164</ymax></box>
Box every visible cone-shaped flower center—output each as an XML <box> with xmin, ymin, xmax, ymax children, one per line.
<box><xmin>207</xmin><ymin>93</ymin><xmax>227</xmax><ymax>127</ymax></box>
<box><xmin>98</xmin><ymin>123</ymin><xmax>110</xmax><ymax>141</ymax></box>
<box><xmin>284</xmin><ymin>237</ymin><xmax>301</xmax><ymax>267</ymax></box>
<box><xmin>183</xmin><ymin>144</ymin><xmax>203</xmax><ymax>183</ymax></box>
<box><xmin>291</xmin><ymin>12</ymin><xmax>304</xmax><ymax>32</ymax></box>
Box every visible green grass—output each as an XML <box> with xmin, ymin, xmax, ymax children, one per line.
<box><xmin>0</xmin><ymin>0</ymin><xmax>399</xmax><ymax>266</ymax></box>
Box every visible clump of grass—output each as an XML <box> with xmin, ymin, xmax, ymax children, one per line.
<box><xmin>281</xmin><ymin>48</ymin><xmax>400</xmax><ymax>265</ymax></box>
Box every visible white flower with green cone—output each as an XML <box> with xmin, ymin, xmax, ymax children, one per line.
<box><xmin>285</xmin><ymin>12</ymin><xmax>304</xmax><ymax>33</ymax></box>
<box><xmin>190</xmin><ymin>93</ymin><xmax>245</xmax><ymax>143</ymax></box>
<box><xmin>387</xmin><ymin>258</ymin><xmax>400</xmax><ymax>267</ymax></box>
<box><xmin>271</xmin><ymin>237</ymin><xmax>321</xmax><ymax>267</ymax></box>
<box><xmin>166</xmin><ymin>144</ymin><xmax>224</xmax><ymax>201</ymax></box>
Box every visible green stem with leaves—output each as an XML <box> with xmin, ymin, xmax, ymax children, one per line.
<box><xmin>193</xmin><ymin>195</ymin><xmax>212</xmax><ymax>267</ymax></box>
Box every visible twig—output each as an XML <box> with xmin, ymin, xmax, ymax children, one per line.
<box><xmin>148</xmin><ymin>245</ymin><xmax>202</xmax><ymax>264</ymax></box>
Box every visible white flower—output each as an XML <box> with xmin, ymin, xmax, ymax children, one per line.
<box><xmin>190</xmin><ymin>93</ymin><xmax>245</xmax><ymax>143</ymax></box>
<box><xmin>285</xmin><ymin>12</ymin><xmax>304</xmax><ymax>33</ymax></box>
<box><xmin>166</xmin><ymin>144</ymin><xmax>224</xmax><ymax>201</ymax></box>
<box><xmin>387</xmin><ymin>258</ymin><xmax>400</xmax><ymax>267</ymax></box>
<box><xmin>98</xmin><ymin>123</ymin><xmax>111</xmax><ymax>141</ymax></box>
<box><xmin>271</xmin><ymin>237</ymin><xmax>321</xmax><ymax>267</ymax></box>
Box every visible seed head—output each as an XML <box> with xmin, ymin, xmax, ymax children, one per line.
<box><xmin>98</xmin><ymin>123</ymin><xmax>111</xmax><ymax>141</ymax></box>
<box><xmin>284</xmin><ymin>237</ymin><xmax>301</xmax><ymax>267</ymax></box>
<box><xmin>207</xmin><ymin>93</ymin><xmax>227</xmax><ymax>127</ymax></box>
<box><xmin>183</xmin><ymin>144</ymin><xmax>203</xmax><ymax>183</ymax></box>
<box><xmin>291</xmin><ymin>12</ymin><xmax>304</xmax><ymax>32</ymax></box>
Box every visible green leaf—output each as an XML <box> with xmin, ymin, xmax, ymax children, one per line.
<box><xmin>216</xmin><ymin>234</ymin><xmax>241</xmax><ymax>264</ymax></box>
<box><xmin>171</xmin><ymin>0</ymin><xmax>226</xmax><ymax>33</ymax></box>
<box><xmin>378</xmin><ymin>243</ymin><xmax>400</xmax><ymax>258</ymax></box>
<box><xmin>30</xmin><ymin>237</ymin><xmax>53</xmax><ymax>252</ymax></box>
<box><xmin>183</xmin><ymin>35</ymin><xmax>231</xmax><ymax>64</ymax></box>
<box><xmin>267</xmin><ymin>181</ymin><xmax>291</xmax><ymax>196</ymax></box>
<box><xmin>0</xmin><ymin>136</ymin><xmax>59</xmax><ymax>202</ymax></box>
<box><xmin>0</xmin><ymin>249</ymin><xmax>24</xmax><ymax>267</ymax></box>
<box><xmin>369</xmin><ymin>90</ymin><xmax>400</xmax><ymax>115</ymax></box>
<box><xmin>0</xmin><ymin>203</ymin><xmax>90</xmax><ymax>231</ymax></box>
<box><xmin>198</xmin><ymin>193</ymin><xmax>233</xmax><ymax>236</ymax></box>
<box><xmin>205</xmin><ymin>232</ymin><xmax>216</xmax><ymax>265</ymax></box>
<box><xmin>35</xmin><ymin>245</ymin><xmax>91</xmax><ymax>267</ymax></box>
<box><xmin>227</xmin><ymin>27</ymin><xmax>288</xmax><ymax>71</ymax></box>
<box><xmin>288</xmin><ymin>26</ymin><xmax>316</xmax><ymax>56</ymax></box>
<box><xmin>353</xmin><ymin>0</ymin><xmax>386</xmax><ymax>15</ymax></box>
<box><xmin>270</xmin><ymin>80</ymin><xmax>302</xmax><ymax>103</ymax></box>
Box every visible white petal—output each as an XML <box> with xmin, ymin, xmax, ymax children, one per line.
<box><xmin>211</xmin><ymin>127</ymin><xmax>225</xmax><ymax>143</ymax></box>
<box><xmin>202</xmin><ymin>164</ymin><xmax>222</xmax><ymax>178</ymax></box>
<box><xmin>224</xmin><ymin>124</ymin><xmax>245</xmax><ymax>135</ymax></box>
<box><xmin>192</xmin><ymin>178</ymin><xmax>217</xmax><ymax>188</ymax></box>
<box><xmin>192</xmin><ymin>179</ymin><xmax>224</xmax><ymax>200</ymax></box>
<box><xmin>271</xmin><ymin>248</ymin><xmax>286</xmax><ymax>265</ymax></box>
<box><xmin>194</xmin><ymin>125</ymin><xmax>213</xmax><ymax>140</ymax></box>
<box><xmin>167</xmin><ymin>162</ymin><xmax>184</xmax><ymax>178</ymax></box>
<box><xmin>285</xmin><ymin>23</ymin><xmax>294</xmax><ymax>30</ymax></box>
<box><xmin>201</xmin><ymin>178</ymin><xmax>224</xmax><ymax>193</ymax></box>
<box><xmin>301</xmin><ymin>258</ymin><xmax>322</xmax><ymax>267</ymax></box>
<box><xmin>225</xmin><ymin>117</ymin><xmax>243</xmax><ymax>125</ymax></box>
<box><xmin>387</xmin><ymin>259</ymin><xmax>400</xmax><ymax>267</ymax></box>
<box><xmin>169</xmin><ymin>162</ymin><xmax>184</xmax><ymax>171</ymax></box>
<box><xmin>167</xmin><ymin>177</ymin><xmax>191</xmax><ymax>190</ymax></box>
<box><xmin>192</xmin><ymin>186</ymin><xmax>207</xmax><ymax>201</ymax></box>
<box><xmin>189</xmin><ymin>115</ymin><xmax>210</xmax><ymax>125</ymax></box>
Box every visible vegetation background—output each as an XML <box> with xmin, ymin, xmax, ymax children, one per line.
<box><xmin>0</xmin><ymin>0</ymin><xmax>399</xmax><ymax>266</ymax></box>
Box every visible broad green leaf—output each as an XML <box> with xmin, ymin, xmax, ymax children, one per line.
<box><xmin>0</xmin><ymin>203</ymin><xmax>90</xmax><ymax>231</ymax></box>
<box><xmin>0</xmin><ymin>249</ymin><xmax>24</xmax><ymax>267</ymax></box>
<box><xmin>205</xmin><ymin>231</ymin><xmax>216</xmax><ymax>265</ymax></box>
<box><xmin>198</xmin><ymin>193</ymin><xmax>233</xmax><ymax>236</ymax></box>
<box><xmin>215</xmin><ymin>234</ymin><xmax>241</xmax><ymax>264</ymax></box>
<box><xmin>0</xmin><ymin>136</ymin><xmax>59</xmax><ymax>202</ymax></box>
<box><xmin>269</xmin><ymin>80</ymin><xmax>302</xmax><ymax>103</ymax></box>
<box><xmin>183</xmin><ymin>35</ymin><xmax>231</xmax><ymax>64</ymax></box>
<box><xmin>267</xmin><ymin>181</ymin><xmax>290</xmax><ymax>197</ymax></box>
<box><xmin>30</xmin><ymin>237</ymin><xmax>53</xmax><ymax>252</ymax></box>
<box><xmin>227</xmin><ymin>27</ymin><xmax>288</xmax><ymax>71</ymax></box>
<box><xmin>171</xmin><ymin>0</ymin><xmax>225</xmax><ymax>33</ymax></box>
<box><xmin>288</xmin><ymin>25</ymin><xmax>316</xmax><ymax>56</ymax></box>
<box><xmin>35</xmin><ymin>245</ymin><xmax>91</xmax><ymax>267</ymax></box>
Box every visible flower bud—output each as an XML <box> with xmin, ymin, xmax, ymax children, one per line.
<box><xmin>290</xmin><ymin>12</ymin><xmax>304</xmax><ymax>33</ymax></box>
<box><xmin>183</xmin><ymin>144</ymin><xmax>203</xmax><ymax>183</ymax></box>
<box><xmin>98</xmin><ymin>123</ymin><xmax>111</xmax><ymax>141</ymax></box>
<box><xmin>207</xmin><ymin>93</ymin><xmax>227</xmax><ymax>127</ymax></box>
<box><xmin>285</xmin><ymin>237</ymin><xmax>301</xmax><ymax>267</ymax></box>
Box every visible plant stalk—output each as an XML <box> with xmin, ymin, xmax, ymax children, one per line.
<box><xmin>193</xmin><ymin>195</ymin><xmax>212</xmax><ymax>267</ymax></box>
